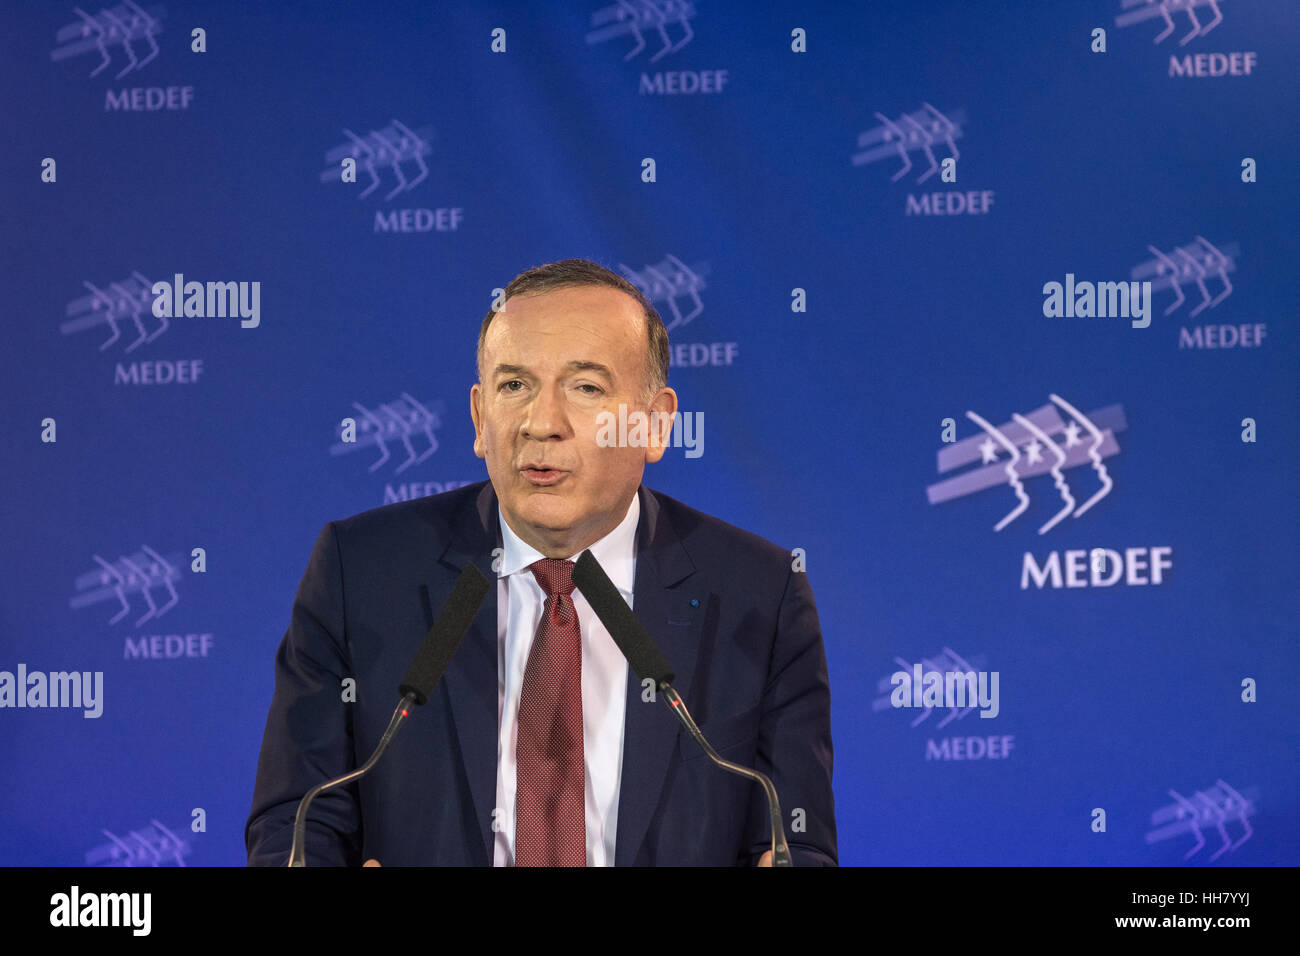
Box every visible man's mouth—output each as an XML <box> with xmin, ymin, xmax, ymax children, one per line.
<box><xmin>520</xmin><ymin>465</ymin><xmax>568</xmax><ymax>486</ymax></box>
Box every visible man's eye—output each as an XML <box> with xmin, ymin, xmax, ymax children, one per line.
<box><xmin>500</xmin><ymin>380</ymin><xmax>524</xmax><ymax>392</ymax></box>
<box><xmin>577</xmin><ymin>384</ymin><xmax>603</xmax><ymax>395</ymax></box>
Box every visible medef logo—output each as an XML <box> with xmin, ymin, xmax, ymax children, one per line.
<box><xmin>63</xmin><ymin>274</ymin><xmax>207</xmax><ymax>386</ymax></box>
<box><xmin>51</xmin><ymin>4</ymin><xmax>197</xmax><ymax>112</ymax></box>
<box><xmin>321</xmin><ymin>121</ymin><xmax>464</xmax><ymax>234</ymax></box>
<box><xmin>1146</xmin><ymin>779</ymin><xmax>1256</xmax><ymax>862</ymax></box>
<box><xmin>929</xmin><ymin>394</ymin><xmax>1123</xmax><ymax>534</ymax></box>
<box><xmin>1132</xmin><ymin>237</ymin><xmax>1235</xmax><ymax>317</ymax></box>
<box><xmin>86</xmin><ymin>818</ymin><xmax>190</xmax><ymax>866</ymax></box>
<box><xmin>64</xmin><ymin>272</ymin><xmax>165</xmax><ymax>350</ymax></box>
<box><xmin>586</xmin><ymin>1</ymin><xmax>729</xmax><ymax>95</ymax></box>
<box><xmin>51</xmin><ymin>2</ymin><xmax>163</xmax><ymax>79</ymax></box>
<box><xmin>70</xmin><ymin>546</ymin><xmax>183</xmax><ymax>626</ymax></box>
<box><xmin>1113</xmin><ymin>0</ymin><xmax>1256</xmax><ymax>77</ymax></box>
<box><xmin>1114</xmin><ymin>0</ymin><xmax>1223</xmax><ymax>45</ymax></box>
<box><xmin>928</xmin><ymin>395</ymin><xmax>1171</xmax><ymax>589</ymax></box>
<box><xmin>1130</xmin><ymin>238</ymin><xmax>1260</xmax><ymax>350</ymax></box>
<box><xmin>854</xmin><ymin>104</ymin><xmax>964</xmax><ymax>183</ymax></box>
<box><xmin>71</xmin><ymin>547</ymin><xmax>211</xmax><ymax>659</ymax></box>
<box><xmin>620</xmin><ymin>254</ymin><xmax>707</xmax><ymax>332</ymax></box>
<box><xmin>333</xmin><ymin>393</ymin><xmax>442</xmax><ymax>473</ymax></box>
<box><xmin>871</xmin><ymin>647</ymin><xmax>1014</xmax><ymax>762</ymax></box>
<box><xmin>322</xmin><ymin>120</ymin><xmax>432</xmax><ymax>200</ymax></box>
<box><xmin>331</xmin><ymin>394</ymin><xmax>473</xmax><ymax>505</ymax></box>
<box><xmin>852</xmin><ymin>105</ymin><xmax>993</xmax><ymax>216</ymax></box>
<box><xmin>587</xmin><ymin>0</ymin><xmax>696</xmax><ymax>62</ymax></box>
<box><xmin>619</xmin><ymin>255</ymin><xmax>736</xmax><ymax>369</ymax></box>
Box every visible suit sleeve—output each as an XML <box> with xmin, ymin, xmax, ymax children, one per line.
<box><xmin>746</xmin><ymin>563</ymin><xmax>837</xmax><ymax>866</ymax></box>
<box><xmin>244</xmin><ymin>521</ymin><xmax>362</xmax><ymax>866</ymax></box>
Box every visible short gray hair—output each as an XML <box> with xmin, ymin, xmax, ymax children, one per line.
<box><xmin>477</xmin><ymin>258</ymin><xmax>669</xmax><ymax>404</ymax></box>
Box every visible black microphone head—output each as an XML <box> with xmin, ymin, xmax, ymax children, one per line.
<box><xmin>398</xmin><ymin>562</ymin><xmax>491</xmax><ymax>705</ymax></box>
<box><xmin>572</xmin><ymin>549</ymin><xmax>675</xmax><ymax>687</ymax></box>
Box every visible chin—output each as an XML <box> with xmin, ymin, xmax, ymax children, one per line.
<box><xmin>516</xmin><ymin>496</ymin><xmax>576</xmax><ymax>528</ymax></box>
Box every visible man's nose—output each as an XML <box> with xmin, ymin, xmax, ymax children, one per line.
<box><xmin>521</xmin><ymin>385</ymin><xmax>569</xmax><ymax>439</ymax></box>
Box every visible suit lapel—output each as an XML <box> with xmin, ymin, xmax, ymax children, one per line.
<box><xmin>614</xmin><ymin>484</ymin><xmax>702</xmax><ymax>865</ymax></box>
<box><xmin>435</xmin><ymin>482</ymin><xmax>501</xmax><ymax>865</ymax></box>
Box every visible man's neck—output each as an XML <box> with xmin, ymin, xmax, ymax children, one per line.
<box><xmin>499</xmin><ymin>494</ymin><xmax>638</xmax><ymax>559</ymax></box>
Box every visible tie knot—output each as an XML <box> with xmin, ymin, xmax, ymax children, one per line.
<box><xmin>529</xmin><ymin>558</ymin><xmax>576</xmax><ymax>597</ymax></box>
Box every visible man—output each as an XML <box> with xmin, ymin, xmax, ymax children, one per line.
<box><xmin>245</xmin><ymin>258</ymin><xmax>836</xmax><ymax>865</ymax></box>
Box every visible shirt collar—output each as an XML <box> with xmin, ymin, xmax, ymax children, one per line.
<box><xmin>497</xmin><ymin>490</ymin><xmax>640</xmax><ymax>597</ymax></box>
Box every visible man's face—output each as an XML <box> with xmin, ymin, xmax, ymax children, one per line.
<box><xmin>470</xmin><ymin>284</ymin><xmax>677</xmax><ymax>558</ymax></box>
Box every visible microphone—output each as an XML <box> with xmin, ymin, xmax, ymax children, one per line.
<box><xmin>571</xmin><ymin>549</ymin><xmax>793</xmax><ymax>867</ymax></box>
<box><xmin>287</xmin><ymin>561</ymin><xmax>492</xmax><ymax>867</ymax></box>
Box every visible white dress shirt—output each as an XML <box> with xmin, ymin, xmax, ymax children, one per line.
<box><xmin>492</xmin><ymin>492</ymin><xmax>639</xmax><ymax>866</ymax></box>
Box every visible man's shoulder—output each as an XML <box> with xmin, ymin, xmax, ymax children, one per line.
<box><xmin>643</xmin><ymin>485</ymin><xmax>792</xmax><ymax>569</ymax></box>
<box><xmin>327</xmin><ymin>480</ymin><xmax>487</xmax><ymax>543</ymax></box>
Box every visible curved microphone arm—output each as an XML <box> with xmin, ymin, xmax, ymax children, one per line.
<box><xmin>660</xmin><ymin>685</ymin><xmax>793</xmax><ymax>867</ymax></box>
<box><xmin>287</xmin><ymin>691</ymin><xmax>417</xmax><ymax>868</ymax></box>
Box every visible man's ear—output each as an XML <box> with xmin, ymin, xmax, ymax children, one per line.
<box><xmin>643</xmin><ymin>386</ymin><xmax>679</xmax><ymax>464</ymax></box>
<box><xmin>469</xmin><ymin>383</ymin><xmax>486</xmax><ymax>459</ymax></box>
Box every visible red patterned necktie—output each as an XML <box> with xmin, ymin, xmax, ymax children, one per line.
<box><xmin>515</xmin><ymin>558</ymin><xmax>586</xmax><ymax>866</ymax></box>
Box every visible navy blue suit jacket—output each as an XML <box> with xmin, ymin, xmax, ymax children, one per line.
<box><xmin>245</xmin><ymin>481</ymin><xmax>836</xmax><ymax>865</ymax></box>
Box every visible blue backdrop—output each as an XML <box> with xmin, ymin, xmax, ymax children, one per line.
<box><xmin>3</xmin><ymin>0</ymin><xmax>1297</xmax><ymax>866</ymax></box>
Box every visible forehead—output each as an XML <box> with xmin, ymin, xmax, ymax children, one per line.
<box><xmin>484</xmin><ymin>285</ymin><xmax>645</xmax><ymax>361</ymax></box>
